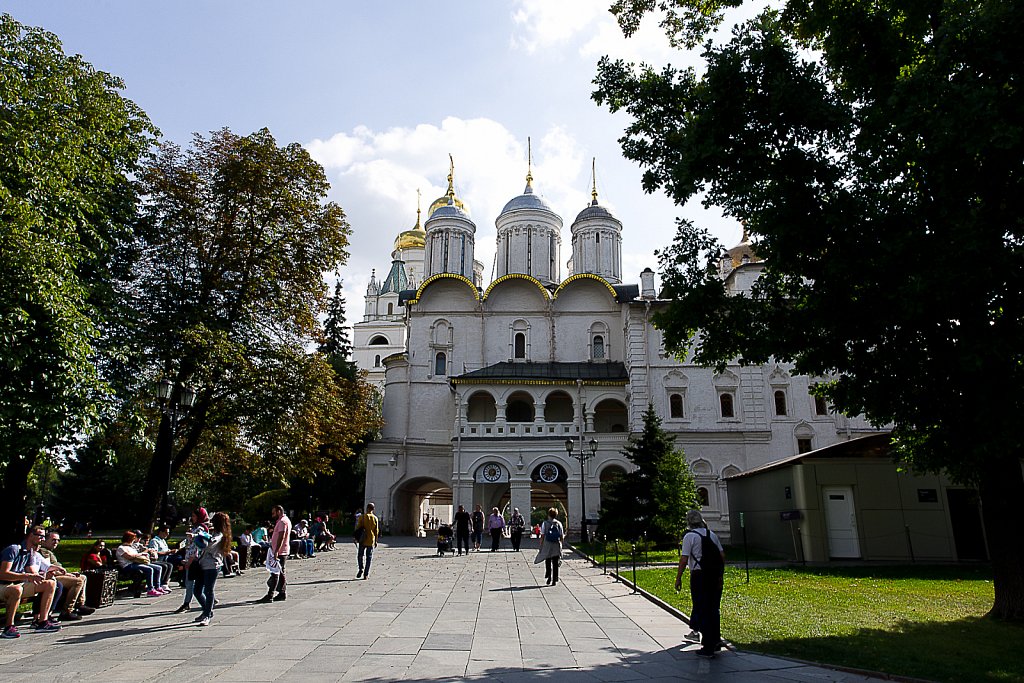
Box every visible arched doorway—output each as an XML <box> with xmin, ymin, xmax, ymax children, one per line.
<box><xmin>529</xmin><ymin>461</ymin><xmax>568</xmax><ymax>529</ymax></box>
<box><xmin>506</xmin><ymin>391</ymin><xmax>535</xmax><ymax>422</ymax></box>
<box><xmin>391</xmin><ymin>477</ymin><xmax>453</xmax><ymax>535</ymax></box>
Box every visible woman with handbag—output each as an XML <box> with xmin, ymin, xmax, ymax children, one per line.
<box><xmin>191</xmin><ymin>512</ymin><xmax>232</xmax><ymax>627</ymax></box>
<box><xmin>534</xmin><ymin>508</ymin><xmax>564</xmax><ymax>585</ymax></box>
<box><xmin>354</xmin><ymin>503</ymin><xmax>379</xmax><ymax>579</ymax></box>
<box><xmin>174</xmin><ymin>507</ymin><xmax>210</xmax><ymax>613</ymax></box>
<box><xmin>114</xmin><ymin>531</ymin><xmax>163</xmax><ymax>596</ymax></box>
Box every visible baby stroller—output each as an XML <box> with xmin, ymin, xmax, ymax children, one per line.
<box><xmin>436</xmin><ymin>524</ymin><xmax>453</xmax><ymax>556</ymax></box>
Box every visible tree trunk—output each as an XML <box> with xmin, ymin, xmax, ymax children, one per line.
<box><xmin>979</xmin><ymin>455</ymin><xmax>1024</xmax><ymax>620</ymax></box>
<box><xmin>0</xmin><ymin>455</ymin><xmax>34</xmax><ymax>546</ymax></box>
<box><xmin>135</xmin><ymin>413</ymin><xmax>173</xmax><ymax>532</ymax></box>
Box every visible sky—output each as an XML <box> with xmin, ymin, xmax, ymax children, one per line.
<box><xmin>5</xmin><ymin>1</ymin><xmax>743</xmax><ymax>323</ymax></box>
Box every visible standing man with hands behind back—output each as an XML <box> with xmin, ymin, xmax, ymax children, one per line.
<box><xmin>675</xmin><ymin>510</ymin><xmax>725</xmax><ymax>659</ymax></box>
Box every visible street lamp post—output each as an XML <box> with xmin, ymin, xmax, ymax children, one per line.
<box><xmin>566</xmin><ymin>438</ymin><xmax>599</xmax><ymax>543</ymax></box>
<box><xmin>155</xmin><ymin>378</ymin><xmax>196</xmax><ymax>524</ymax></box>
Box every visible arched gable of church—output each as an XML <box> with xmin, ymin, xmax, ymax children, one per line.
<box><xmin>411</xmin><ymin>273</ymin><xmax>480</xmax><ymax>312</ymax></box>
<box><xmin>551</xmin><ymin>274</ymin><xmax>619</xmax><ymax>314</ymax></box>
<box><xmin>483</xmin><ymin>274</ymin><xmax>551</xmax><ymax>311</ymax></box>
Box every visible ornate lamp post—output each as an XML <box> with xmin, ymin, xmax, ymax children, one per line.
<box><xmin>566</xmin><ymin>437</ymin><xmax>599</xmax><ymax>543</ymax></box>
<box><xmin>155</xmin><ymin>378</ymin><xmax>196</xmax><ymax>523</ymax></box>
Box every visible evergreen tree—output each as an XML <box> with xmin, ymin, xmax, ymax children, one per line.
<box><xmin>601</xmin><ymin>404</ymin><xmax>698</xmax><ymax>544</ymax></box>
<box><xmin>321</xmin><ymin>277</ymin><xmax>352</xmax><ymax>362</ymax></box>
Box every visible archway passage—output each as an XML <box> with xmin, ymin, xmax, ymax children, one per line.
<box><xmin>467</xmin><ymin>391</ymin><xmax>497</xmax><ymax>422</ymax></box>
<box><xmin>392</xmin><ymin>477</ymin><xmax>453</xmax><ymax>535</ymax></box>
<box><xmin>529</xmin><ymin>482</ymin><xmax>568</xmax><ymax>530</ymax></box>
<box><xmin>506</xmin><ymin>391</ymin><xmax>536</xmax><ymax>422</ymax></box>
<box><xmin>594</xmin><ymin>398</ymin><xmax>628</xmax><ymax>433</ymax></box>
<box><xmin>544</xmin><ymin>391</ymin><xmax>574</xmax><ymax>422</ymax></box>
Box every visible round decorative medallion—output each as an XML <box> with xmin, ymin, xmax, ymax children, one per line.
<box><xmin>538</xmin><ymin>463</ymin><xmax>559</xmax><ymax>483</ymax></box>
<box><xmin>482</xmin><ymin>463</ymin><xmax>503</xmax><ymax>482</ymax></box>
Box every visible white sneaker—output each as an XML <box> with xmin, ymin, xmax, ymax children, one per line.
<box><xmin>198</xmin><ymin>616</ymin><xmax>210</xmax><ymax>627</ymax></box>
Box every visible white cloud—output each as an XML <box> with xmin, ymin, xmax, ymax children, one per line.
<box><xmin>509</xmin><ymin>0</ymin><xmax>609</xmax><ymax>53</ymax></box>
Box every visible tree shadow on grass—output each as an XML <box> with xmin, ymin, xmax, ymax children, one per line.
<box><xmin>737</xmin><ymin>616</ymin><xmax>1024</xmax><ymax>683</ymax></box>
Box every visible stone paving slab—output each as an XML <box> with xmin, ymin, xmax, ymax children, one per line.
<box><xmin>2</xmin><ymin>537</ymin><xmax>901</xmax><ymax>682</ymax></box>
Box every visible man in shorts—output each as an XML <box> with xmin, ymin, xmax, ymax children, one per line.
<box><xmin>1</xmin><ymin>526</ymin><xmax>61</xmax><ymax>638</ymax></box>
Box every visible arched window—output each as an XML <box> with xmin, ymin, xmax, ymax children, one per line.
<box><xmin>774</xmin><ymin>390</ymin><xmax>787</xmax><ymax>416</ymax></box>
<box><xmin>670</xmin><ymin>393</ymin><xmax>684</xmax><ymax>418</ymax></box>
<box><xmin>374</xmin><ymin>354</ymin><xmax>381</xmax><ymax>368</ymax></box>
<box><xmin>506</xmin><ymin>391</ymin><xmax>535</xmax><ymax>422</ymax></box>
<box><xmin>514</xmin><ymin>332</ymin><xmax>526</xmax><ymax>359</ymax></box>
<box><xmin>467</xmin><ymin>392</ymin><xmax>497</xmax><ymax>422</ymax></box>
<box><xmin>592</xmin><ymin>335</ymin><xmax>605</xmax><ymax>360</ymax></box>
<box><xmin>720</xmin><ymin>393</ymin><xmax>734</xmax><ymax>418</ymax></box>
<box><xmin>697</xmin><ymin>487</ymin><xmax>710</xmax><ymax>507</ymax></box>
<box><xmin>387</xmin><ymin>302</ymin><xmax>394</xmax><ymax>315</ymax></box>
<box><xmin>434</xmin><ymin>352</ymin><xmax>447</xmax><ymax>376</ymax></box>
<box><xmin>369</xmin><ymin>335</ymin><xmax>389</xmax><ymax>346</ymax></box>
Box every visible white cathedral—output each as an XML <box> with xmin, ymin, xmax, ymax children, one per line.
<box><xmin>353</xmin><ymin>161</ymin><xmax>880</xmax><ymax>542</ymax></box>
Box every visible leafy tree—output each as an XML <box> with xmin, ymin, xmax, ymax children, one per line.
<box><xmin>0</xmin><ymin>15</ymin><xmax>155</xmax><ymax>543</ymax></box>
<box><xmin>128</xmin><ymin>127</ymin><xmax>379</xmax><ymax>528</ymax></box>
<box><xmin>594</xmin><ymin>0</ymin><xmax>1024</xmax><ymax>618</ymax></box>
<box><xmin>48</xmin><ymin>419</ymin><xmax>151</xmax><ymax>530</ymax></box>
<box><xmin>601</xmin><ymin>405</ymin><xmax>698</xmax><ymax>543</ymax></box>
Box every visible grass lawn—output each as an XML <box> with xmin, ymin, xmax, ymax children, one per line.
<box><xmin>634</xmin><ymin>565</ymin><xmax>1024</xmax><ymax>683</ymax></box>
<box><xmin>575</xmin><ymin>540</ymin><xmax>778</xmax><ymax>565</ymax></box>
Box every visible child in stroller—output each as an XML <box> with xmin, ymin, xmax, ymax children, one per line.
<box><xmin>436</xmin><ymin>524</ymin><xmax>453</xmax><ymax>556</ymax></box>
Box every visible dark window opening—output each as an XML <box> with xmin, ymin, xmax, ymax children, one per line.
<box><xmin>797</xmin><ymin>438</ymin><xmax>813</xmax><ymax>454</ymax></box>
<box><xmin>670</xmin><ymin>393</ymin><xmax>684</xmax><ymax>418</ymax></box>
<box><xmin>434</xmin><ymin>352</ymin><xmax>447</xmax><ymax>376</ymax></box>
<box><xmin>720</xmin><ymin>393</ymin><xmax>734</xmax><ymax>418</ymax></box>
<box><xmin>514</xmin><ymin>332</ymin><xmax>526</xmax><ymax>359</ymax></box>
<box><xmin>774</xmin><ymin>390</ymin><xmax>787</xmax><ymax>416</ymax></box>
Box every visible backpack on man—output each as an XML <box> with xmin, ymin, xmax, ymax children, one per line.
<box><xmin>544</xmin><ymin>520</ymin><xmax>562</xmax><ymax>543</ymax></box>
<box><xmin>687</xmin><ymin>527</ymin><xmax>724</xmax><ymax>577</ymax></box>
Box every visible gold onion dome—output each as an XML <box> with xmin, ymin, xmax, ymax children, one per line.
<box><xmin>427</xmin><ymin>155</ymin><xmax>469</xmax><ymax>218</ymax></box>
<box><xmin>394</xmin><ymin>226</ymin><xmax>425</xmax><ymax>251</ymax></box>
<box><xmin>726</xmin><ymin>226</ymin><xmax>762</xmax><ymax>267</ymax></box>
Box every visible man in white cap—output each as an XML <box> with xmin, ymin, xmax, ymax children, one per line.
<box><xmin>675</xmin><ymin>509</ymin><xmax>725</xmax><ymax>658</ymax></box>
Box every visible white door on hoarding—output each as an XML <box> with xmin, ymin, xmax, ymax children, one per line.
<box><xmin>824</xmin><ymin>486</ymin><xmax>861</xmax><ymax>558</ymax></box>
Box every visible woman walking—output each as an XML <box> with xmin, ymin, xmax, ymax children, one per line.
<box><xmin>192</xmin><ymin>512</ymin><xmax>232</xmax><ymax>627</ymax></box>
<box><xmin>534</xmin><ymin>508</ymin><xmax>564</xmax><ymax>585</ymax></box>
<box><xmin>509</xmin><ymin>508</ymin><xmax>526</xmax><ymax>552</ymax></box>
<box><xmin>487</xmin><ymin>507</ymin><xmax>506</xmax><ymax>552</ymax></box>
<box><xmin>354</xmin><ymin>503</ymin><xmax>379</xmax><ymax>579</ymax></box>
<box><xmin>175</xmin><ymin>508</ymin><xmax>210</xmax><ymax>613</ymax></box>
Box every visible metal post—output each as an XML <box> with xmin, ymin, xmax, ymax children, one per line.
<box><xmin>614</xmin><ymin>538</ymin><xmax>619</xmax><ymax>576</ymax></box>
<box><xmin>602</xmin><ymin>534</ymin><xmax>607</xmax><ymax>575</ymax></box>
<box><xmin>742</xmin><ymin>518</ymin><xmax>750</xmax><ymax>584</ymax></box>
<box><xmin>631</xmin><ymin>542</ymin><xmax>638</xmax><ymax>593</ymax></box>
<box><xmin>905</xmin><ymin>524</ymin><xmax>915</xmax><ymax>563</ymax></box>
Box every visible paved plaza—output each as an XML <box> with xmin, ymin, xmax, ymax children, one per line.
<box><xmin>1</xmin><ymin>538</ymin><xmax>894</xmax><ymax>682</ymax></box>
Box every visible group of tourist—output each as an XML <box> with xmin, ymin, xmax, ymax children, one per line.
<box><xmin>1</xmin><ymin>526</ymin><xmax>96</xmax><ymax>638</ymax></box>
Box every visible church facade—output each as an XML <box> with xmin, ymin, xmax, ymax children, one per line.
<box><xmin>354</xmin><ymin>164</ymin><xmax>880</xmax><ymax>541</ymax></box>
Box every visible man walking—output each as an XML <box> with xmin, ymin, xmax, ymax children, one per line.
<box><xmin>452</xmin><ymin>505</ymin><xmax>471</xmax><ymax>556</ymax></box>
<box><xmin>259</xmin><ymin>505</ymin><xmax>291</xmax><ymax>603</ymax></box>
<box><xmin>471</xmin><ymin>504</ymin><xmax>485</xmax><ymax>551</ymax></box>
<box><xmin>487</xmin><ymin>507</ymin><xmax>506</xmax><ymax>552</ymax></box>
<box><xmin>675</xmin><ymin>510</ymin><xmax>725</xmax><ymax>658</ymax></box>
<box><xmin>509</xmin><ymin>508</ymin><xmax>526</xmax><ymax>552</ymax></box>
<box><xmin>354</xmin><ymin>503</ymin><xmax>379</xmax><ymax>579</ymax></box>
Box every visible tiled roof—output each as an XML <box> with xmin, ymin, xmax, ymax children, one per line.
<box><xmin>452</xmin><ymin>361</ymin><xmax>628</xmax><ymax>385</ymax></box>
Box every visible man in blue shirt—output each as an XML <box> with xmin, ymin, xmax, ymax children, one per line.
<box><xmin>1</xmin><ymin>525</ymin><xmax>61</xmax><ymax>638</ymax></box>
